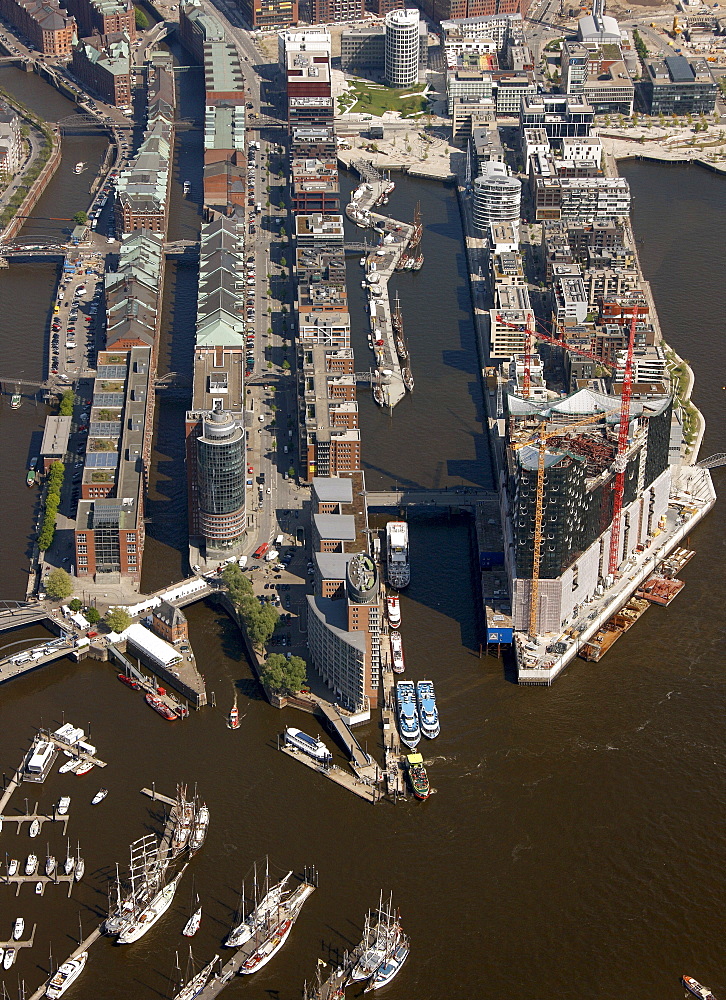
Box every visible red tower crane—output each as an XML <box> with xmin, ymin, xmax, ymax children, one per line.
<box><xmin>607</xmin><ymin>307</ymin><xmax>638</xmax><ymax>576</ymax></box>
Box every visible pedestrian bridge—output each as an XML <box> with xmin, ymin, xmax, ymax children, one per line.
<box><xmin>364</xmin><ymin>487</ymin><xmax>498</xmax><ymax>508</ymax></box>
<box><xmin>697</xmin><ymin>453</ymin><xmax>726</xmax><ymax>469</ymax></box>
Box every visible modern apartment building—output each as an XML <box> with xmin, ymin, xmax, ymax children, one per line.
<box><xmin>299</xmin><ymin>346</ymin><xmax>360</xmax><ymax>479</ymax></box>
<box><xmin>310</xmin><ymin>0</ymin><xmax>363</xmax><ymax>23</ymax></box>
<box><xmin>488</xmin><ymin>282</ymin><xmax>533</xmax><ymax>359</ymax></box>
<box><xmin>185</xmin><ymin>217</ymin><xmax>248</xmax><ymax>558</ymax></box>
<box><xmin>340</xmin><ymin>21</ymin><xmax>428</xmax><ymax>76</ymax></box>
<box><xmin>643</xmin><ymin>54</ymin><xmax>717</xmax><ymax>115</ymax></box>
<box><xmin>385</xmin><ymin>8</ymin><xmax>420</xmax><ymax>87</ymax></box>
<box><xmin>291</xmin><ymin>157</ymin><xmax>340</xmax><ymax>214</ymax></box>
<box><xmin>520</xmin><ymin>94</ymin><xmax>594</xmax><ymax>141</ymax></box>
<box><xmin>306</xmin><ymin>474</ymin><xmax>381</xmax><ymax>712</ymax></box>
<box><xmin>472</xmin><ymin>161</ymin><xmax>521</xmax><ymax>233</ymax></box>
<box><xmin>0</xmin><ymin>102</ymin><xmax>22</xmax><ymax>178</ymax></box>
<box><xmin>237</xmin><ymin>0</ymin><xmax>297</xmax><ymax>29</ymax></box>
<box><xmin>280</xmin><ymin>27</ymin><xmax>333</xmax><ymax>128</ymax></box>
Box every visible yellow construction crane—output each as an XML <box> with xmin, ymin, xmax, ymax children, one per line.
<box><xmin>512</xmin><ymin>409</ymin><xmax>619</xmax><ymax>638</ymax></box>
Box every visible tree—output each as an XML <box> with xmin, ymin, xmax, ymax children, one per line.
<box><xmin>69</xmin><ymin>598</ymin><xmax>82</xmax><ymax>612</ymax></box>
<box><xmin>86</xmin><ymin>607</ymin><xmax>101</xmax><ymax>624</ymax></box>
<box><xmin>134</xmin><ymin>6</ymin><xmax>148</xmax><ymax>28</ymax></box>
<box><xmin>105</xmin><ymin>608</ymin><xmax>131</xmax><ymax>634</ymax></box>
<box><xmin>59</xmin><ymin>389</ymin><xmax>74</xmax><ymax>416</ymax></box>
<box><xmin>72</xmin><ymin>211</ymin><xmax>88</xmax><ymax>226</ymax></box>
<box><xmin>260</xmin><ymin>653</ymin><xmax>307</xmax><ymax>695</ymax></box>
<box><xmin>46</xmin><ymin>568</ymin><xmax>73</xmax><ymax>601</ymax></box>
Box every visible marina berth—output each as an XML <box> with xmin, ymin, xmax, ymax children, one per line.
<box><xmin>45</xmin><ymin>952</ymin><xmax>88</xmax><ymax>998</ymax></box>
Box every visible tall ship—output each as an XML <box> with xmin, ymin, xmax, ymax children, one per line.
<box><xmin>386</xmin><ymin>522</ymin><xmax>410</xmax><ymax>590</ymax></box>
<box><xmin>389</xmin><ymin>632</ymin><xmax>405</xmax><ymax>674</ymax></box>
<box><xmin>683</xmin><ymin>976</ymin><xmax>718</xmax><ymax>1000</ymax></box>
<box><xmin>171</xmin><ymin>784</ymin><xmax>195</xmax><ymax>857</ymax></box>
<box><xmin>116</xmin><ymin>867</ymin><xmax>186</xmax><ymax>944</ymax></box>
<box><xmin>238</xmin><ymin>876</ymin><xmax>315</xmax><ymax>976</ymax></box>
<box><xmin>395</xmin><ymin>680</ymin><xmax>420</xmax><ymax>749</ymax></box>
<box><xmin>225</xmin><ymin>862</ymin><xmax>293</xmax><ymax>948</ymax></box>
<box><xmin>392</xmin><ymin>295</ymin><xmax>408</xmax><ymax>361</ymax></box>
<box><xmin>104</xmin><ymin>834</ymin><xmax>166</xmax><ymax>937</ymax></box>
<box><xmin>188</xmin><ymin>802</ymin><xmax>209</xmax><ymax>854</ymax></box>
<box><xmin>173</xmin><ymin>953</ymin><xmax>219</xmax><ymax>1000</ymax></box>
<box><xmin>364</xmin><ymin>933</ymin><xmax>409</xmax><ymax>992</ymax></box>
<box><xmin>45</xmin><ymin>951</ymin><xmax>88</xmax><ymax>998</ymax></box>
<box><xmin>416</xmin><ymin>680</ymin><xmax>440</xmax><ymax>739</ymax></box>
<box><xmin>349</xmin><ymin>893</ymin><xmax>400</xmax><ymax>984</ymax></box>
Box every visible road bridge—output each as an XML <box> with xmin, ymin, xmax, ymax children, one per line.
<box><xmin>364</xmin><ymin>487</ymin><xmax>498</xmax><ymax>508</ymax></box>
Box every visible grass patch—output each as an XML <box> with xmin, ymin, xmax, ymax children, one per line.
<box><xmin>345</xmin><ymin>81</ymin><xmax>428</xmax><ymax>118</ymax></box>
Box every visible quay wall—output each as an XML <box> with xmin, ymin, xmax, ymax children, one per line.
<box><xmin>0</xmin><ymin>116</ymin><xmax>61</xmax><ymax>243</ymax></box>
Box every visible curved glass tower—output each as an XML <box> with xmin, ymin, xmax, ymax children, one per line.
<box><xmin>196</xmin><ymin>410</ymin><xmax>246</xmax><ymax>552</ymax></box>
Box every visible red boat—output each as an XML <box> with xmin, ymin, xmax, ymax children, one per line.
<box><xmin>118</xmin><ymin>673</ymin><xmax>141</xmax><ymax>691</ymax></box>
<box><xmin>145</xmin><ymin>693</ymin><xmax>177</xmax><ymax>721</ymax></box>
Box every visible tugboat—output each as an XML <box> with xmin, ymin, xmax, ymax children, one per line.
<box><xmin>227</xmin><ymin>693</ymin><xmax>240</xmax><ymax>730</ymax></box>
<box><xmin>118</xmin><ymin>672</ymin><xmax>141</xmax><ymax>691</ymax></box>
<box><xmin>405</xmin><ymin>753</ymin><xmax>430</xmax><ymax>800</ymax></box>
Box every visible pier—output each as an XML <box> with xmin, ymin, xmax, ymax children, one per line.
<box><xmin>345</xmin><ymin>164</ymin><xmax>417</xmax><ymax>410</ymax></box>
<box><xmin>26</xmin><ymin>927</ymin><xmax>103</xmax><ymax>1000</ymax></box>
<box><xmin>278</xmin><ymin>745</ymin><xmax>381</xmax><ymax>803</ymax></box>
<box><xmin>0</xmin><ymin>923</ymin><xmax>35</xmax><ymax>950</ymax></box>
<box><xmin>192</xmin><ymin>880</ymin><xmax>316</xmax><ymax>998</ymax></box>
<box><xmin>4</xmin><ymin>871</ymin><xmax>76</xmax><ymax>897</ymax></box>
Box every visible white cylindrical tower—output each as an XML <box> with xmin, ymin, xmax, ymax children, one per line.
<box><xmin>472</xmin><ymin>162</ymin><xmax>521</xmax><ymax>234</ymax></box>
<box><xmin>385</xmin><ymin>8</ymin><xmax>420</xmax><ymax>88</ymax></box>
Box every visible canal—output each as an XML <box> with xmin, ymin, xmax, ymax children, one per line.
<box><xmin>0</xmin><ymin>60</ymin><xmax>724</xmax><ymax>998</ymax></box>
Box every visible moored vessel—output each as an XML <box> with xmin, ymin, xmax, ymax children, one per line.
<box><xmin>389</xmin><ymin>632</ymin><xmax>404</xmax><ymax>674</ymax></box>
<box><xmin>116</xmin><ymin>868</ymin><xmax>186</xmax><ymax>944</ymax></box>
<box><xmin>386</xmin><ymin>595</ymin><xmax>400</xmax><ymax>628</ymax></box>
<box><xmin>396</xmin><ymin>680</ymin><xmax>420</xmax><ymax>749</ymax></box>
<box><xmin>182</xmin><ymin>904</ymin><xmax>202</xmax><ymax>937</ymax></box>
<box><xmin>386</xmin><ymin>522</ymin><xmax>410</xmax><ymax>589</ymax></box>
<box><xmin>683</xmin><ymin>976</ymin><xmax>718</xmax><ymax>1000</ymax></box>
<box><xmin>7</xmin><ymin>859</ymin><xmax>18</xmax><ymax>877</ymax></box>
<box><xmin>45</xmin><ymin>855</ymin><xmax>56</xmax><ymax>877</ymax></box>
<box><xmin>349</xmin><ymin>893</ymin><xmax>400</xmax><ymax>983</ymax></box>
<box><xmin>189</xmin><ymin>803</ymin><xmax>209</xmax><ymax>853</ymax></box>
<box><xmin>238</xmin><ymin>878</ymin><xmax>315</xmax><ymax>976</ymax></box>
<box><xmin>183</xmin><ymin>180</ymin><xmax>191</xmax><ymax>196</ymax></box>
<box><xmin>372</xmin><ymin>383</ymin><xmax>385</xmax><ymax>407</ymax></box>
<box><xmin>402</xmin><ymin>366</ymin><xmax>414</xmax><ymax>392</ymax></box>
<box><xmin>173</xmin><ymin>954</ymin><xmax>218</xmax><ymax>1000</ymax></box>
<box><xmin>26</xmin><ymin>458</ymin><xmax>37</xmax><ymax>487</ymax></box>
<box><xmin>416</xmin><ymin>680</ymin><xmax>440</xmax><ymax>739</ymax></box>
<box><xmin>171</xmin><ymin>784</ymin><xmax>195</xmax><ymax>857</ymax></box>
<box><xmin>145</xmin><ymin>692</ymin><xmax>177</xmax><ymax>720</ymax></box>
<box><xmin>363</xmin><ymin>933</ymin><xmax>409</xmax><ymax>991</ymax></box>
<box><xmin>45</xmin><ymin>951</ymin><xmax>88</xmax><ymax>998</ymax></box>
<box><xmin>12</xmin><ymin>918</ymin><xmax>24</xmax><ymax>941</ymax></box>
<box><xmin>284</xmin><ymin>727</ymin><xmax>332</xmax><ymax>764</ymax></box>
<box><xmin>225</xmin><ymin>863</ymin><xmax>293</xmax><ymax>948</ymax></box>
<box><xmin>25</xmin><ymin>855</ymin><xmax>38</xmax><ymax>876</ymax></box>
<box><xmin>405</xmin><ymin>753</ymin><xmax>430</xmax><ymax>800</ymax></box>
<box><xmin>29</xmin><ymin>818</ymin><xmax>40</xmax><ymax>838</ymax></box>
<box><xmin>10</xmin><ymin>391</ymin><xmax>21</xmax><ymax>409</ymax></box>
<box><xmin>3</xmin><ymin>948</ymin><xmax>16</xmax><ymax>969</ymax></box>
<box><xmin>118</xmin><ymin>672</ymin><xmax>141</xmax><ymax>690</ymax></box>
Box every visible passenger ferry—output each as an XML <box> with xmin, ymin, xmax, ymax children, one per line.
<box><xmin>386</xmin><ymin>595</ymin><xmax>401</xmax><ymax>628</ymax></box>
<box><xmin>682</xmin><ymin>976</ymin><xmax>718</xmax><ymax>1000</ymax></box>
<box><xmin>284</xmin><ymin>727</ymin><xmax>332</xmax><ymax>764</ymax></box>
<box><xmin>416</xmin><ymin>680</ymin><xmax>440</xmax><ymax>739</ymax></box>
<box><xmin>386</xmin><ymin>522</ymin><xmax>410</xmax><ymax>589</ymax></box>
<box><xmin>389</xmin><ymin>631</ymin><xmax>405</xmax><ymax>674</ymax></box>
<box><xmin>396</xmin><ymin>681</ymin><xmax>420</xmax><ymax>749</ymax></box>
<box><xmin>26</xmin><ymin>458</ymin><xmax>37</xmax><ymax>487</ymax></box>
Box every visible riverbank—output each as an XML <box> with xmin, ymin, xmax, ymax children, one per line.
<box><xmin>0</xmin><ymin>91</ymin><xmax>61</xmax><ymax>239</ymax></box>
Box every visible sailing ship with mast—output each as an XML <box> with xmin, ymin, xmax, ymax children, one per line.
<box><xmin>349</xmin><ymin>892</ymin><xmax>400</xmax><ymax>983</ymax></box>
<box><xmin>104</xmin><ymin>833</ymin><xmax>165</xmax><ymax>937</ymax></box>
<box><xmin>392</xmin><ymin>295</ymin><xmax>408</xmax><ymax>361</ymax></box>
<box><xmin>237</xmin><ymin>871</ymin><xmax>315</xmax><ymax>976</ymax></box>
<box><xmin>182</xmin><ymin>876</ymin><xmax>202</xmax><ymax>937</ymax></box>
<box><xmin>116</xmin><ymin>866</ymin><xmax>186</xmax><ymax>944</ymax></box>
<box><xmin>172</xmin><ymin>949</ymin><xmax>218</xmax><ymax>1000</ymax></box>
<box><xmin>225</xmin><ymin>861</ymin><xmax>292</xmax><ymax>948</ymax></box>
<box><xmin>171</xmin><ymin>784</ymin><xmax>195</xmax><ymax>857</ymax></box>
<box><xmin>189</xmin><ymin>801</ymin><xmax>209</xmax><ymax>854</ymax></box>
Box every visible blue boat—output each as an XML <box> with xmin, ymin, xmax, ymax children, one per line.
<box><xmin>396</xmin><ymin>681</ymin><xmax>420</xmax><ymax>749</ymax></box>
<box><xmin>363</xmin><ymin>933</ymin><xmax>410</xmax><ymax>992</ymax></box>
<box><xmin>416</xmin><ymin>680</ymin><xmax>440</xmax><ymax>740</ymax></box>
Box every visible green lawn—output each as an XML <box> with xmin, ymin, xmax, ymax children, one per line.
<box><xmin>341</xmin><ymin>81</ymin><xmax>428</xmax><ymax>118</ymax></box>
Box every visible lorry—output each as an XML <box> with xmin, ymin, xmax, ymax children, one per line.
<box><xmin>264</xmin><ymin>548</ymin><xmax>279</xmax><ymax>563</ymax></box>
<box><xmin>255</xmin><ymin>202</ymin><xmax>262</xmax><ymax>214</ymax></box>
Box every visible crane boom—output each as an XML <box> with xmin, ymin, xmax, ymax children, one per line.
<box><xmin>607</xmin><ymin>307</ymin><xmax>638</xmax><ymax>575</ymax></box>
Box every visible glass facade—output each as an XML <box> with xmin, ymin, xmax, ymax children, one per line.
<box><xmin>196</xmin><ymin>411</ymin><xmax>246</xmax><ymax>549</ymax></box>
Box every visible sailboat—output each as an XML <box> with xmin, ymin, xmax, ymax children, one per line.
<box><xmin>349</xmin><ymin>893</ymin><xmax>400</xmax><ymax>983</ymax></box>
<box><xmin>227</xmin><ymin>692</ymin><xmax>240</xmax><ymax>730</ymax></box>
<box><xmin>171</xmin><ymin>784</ymin><xmax>194</xmax><ymax>857</ymax></box>
<box><xmin>182</xmin><ymin>877</ymin><xmax>202</xmax><ymax>937</ymax></box>
<box><xmin>116</xmin><ymin>867</ymin><xmax>186</xmax><ymax>944</ymax></box>
<box><xmin>172</xmin><ymin>951</ymin><xmax>219</xmax><ymax>1000</ymax></box>
<box><xmin>104</xmin><ymin>834</ymin><xmax>162</xmax><ymax>936</ymax></box>
<box><xmin>225</xmin><ymin>861</ymin><xmax>293</xmax><ymax>948</ymax></box>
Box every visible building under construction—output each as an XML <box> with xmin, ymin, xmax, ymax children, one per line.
<box><xmin>505</xmin><ymin>386</ymin><xmax>673</xmax><ymax>635</ymax></box>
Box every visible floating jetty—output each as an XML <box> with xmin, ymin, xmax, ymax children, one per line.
<box><xmin>0</xmin><ymin>924</ymin><xmax>35</xmax><ymax>951</ymax></box>
<box><xmin>346</xmin><ymin>164</ymin><xmax>419</xmax><ymax>410</ymax></box>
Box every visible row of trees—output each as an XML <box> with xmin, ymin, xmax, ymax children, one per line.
<box><xmin>59</xmin><ymin>389</ymin><xmax>74</xmax><ymax>416</ymax></box>
<box><xmin>38</xmin><ymin>461</ymin><xmax>65</xmax><ymax>552</ymax></box>
<box><xmin>222</xmin><ymin>563</ymin><xmax>279</xmax><ymax>646</ymax></box>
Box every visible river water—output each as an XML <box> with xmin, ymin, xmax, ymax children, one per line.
<box><xmin>0</xmin><ymin>62</ymin><xmax>724</xmax><ymax>999</ymax></box>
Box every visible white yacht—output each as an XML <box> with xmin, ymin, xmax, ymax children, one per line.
<box><xmin>390</xmin><ymin>632</ymin><xmax>405</xmax><ymax>674</ymax></box>
<box><xmin>45</xmin><ymin>951</ymin><xmax>88</xmax><ymax>998</ymax></box>
<box><xmin>12</xmin><ymin>918</ymin><xmax>24</xmax><ymax>941</ymax></box>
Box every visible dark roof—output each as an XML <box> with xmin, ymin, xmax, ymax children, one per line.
<box><xmin>153</xmin><ymin>600</ymin><xmax>187</xmax><ymax>628</ymax></box>
<box><xmin>665</xmin><ymin>55</ymin><xmax>694</xmax><ymax>83</ymax></box>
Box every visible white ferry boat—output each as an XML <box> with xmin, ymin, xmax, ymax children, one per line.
<box><xmin>284</xmin><ymin>727</ymin><xmax>332</xmax><ymax>764</ymax></box>
<box><xmin>386</xmin><ymin>595</ymin><xmax>401</xmax><ymax>628</ymax></box>
<box><xmin>396</xmin><ymin>681</ymin><xmax>420</xmax><ymax>749</ymax></box>
<box><xmin>73</xmin><ymin>162</ymin><xmax>84</xmax><ymax>174</ymax></box>
<box><xmin>45</xmin><ymin>951</ymin><xmax>88</xmax><ymax>998</ymax></box>
<box><xmin>416</xmin><ymin>680</ymin><xmax>440</xmax><ymax>739</ymax></box>
<box><xmin>683</xmin><ymin>976</ymin><xmax>718</xmax><ymax>1000</ymax></box>
<box><xmin>389</xmin><ymin>632</ymin><xmax>405</xmax><ymax>674</ymax></box>
<box><xmin>386</xmin><ymin>522</ymin><xmax>410</xmax><ymax>590</ymax></box>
